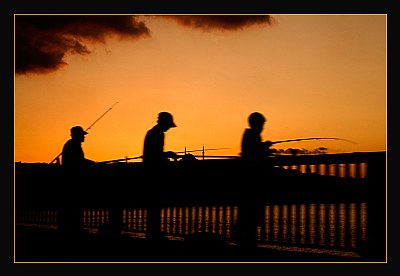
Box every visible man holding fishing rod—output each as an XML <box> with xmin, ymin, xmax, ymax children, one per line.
<box><xmin>61</xmin><ymin>126</ymin><xmax>96</xmax><ymax>171</ymax></box>
<box><xmin>236</xmin><ymin>112</ymin><xmax>274</xmax><ymax>248</ymax></box>
<box><xmin>51</xmin><ymin>103</ymin><xmax>119</xmax><ymax>232</ymax></box>
<box><xmin>241</xmin><ymin>112</ymin><xmax>274</xmax><ymax>161</ymax></box>
<box><xmin>59</xmin><ymin>125</ymin><xmax>96</xmax><ymax>232</ymax></box>
<box><xmin>143</xmin><ymin>112</ymin><xmax>178</xmax><ymax>240</ymax></box>
<box><xmin>236</xmin><ymin>112</ymin><xmax>356</xmax><ymax>248</ymax></box>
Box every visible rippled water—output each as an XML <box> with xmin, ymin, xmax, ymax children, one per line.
<box><xmin>115</xmin><ymin>202</ymin><xmax>367</xmax><ymax>250</ymax></box>
<box><xmin>17</xmin><ymin>202</ymin><xmax>367</xmax><ymax>251</ymax></box>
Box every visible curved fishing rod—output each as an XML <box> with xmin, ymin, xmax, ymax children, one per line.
<box><xmin>49</xmin><ymin>102</ymin><xmax>119</xmax><ymax>164</ymax></box>
<box><xmin>270</xmin><ymin>137</ymin><xmax>357</xmax><ymax>145</ymax></box>
<box><xmin>99</xmin><ymin>138</ymin><xmax>356</xmax><ymax>164</ymax></box>
<box><xmin>98</xmin><ymin>147</ymin><xmax>231</xmax><ymax>164</ymax></box>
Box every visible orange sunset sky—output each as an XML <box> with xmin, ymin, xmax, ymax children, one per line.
<box><xmin>15</xmin><ymin>14</ymin><xmax>387</xmax><ymax>163</ymax></box>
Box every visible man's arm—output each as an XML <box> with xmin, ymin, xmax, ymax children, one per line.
<box><xmin>164</xmin><ymin>151</ymin><xmax>178</xmax><ymax>161</ymax></box>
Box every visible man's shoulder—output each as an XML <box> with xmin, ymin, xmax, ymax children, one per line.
<box><xmin>147</xmin><ymin>126</ymin><xmax>163</xmax><ymax>136</ymax></box>
<box><xmin>243</xmin><ymin>128</ymin><xmax>256</xmax><ymax>137</ymax></box>
<box><xmin>63</xmin><ymin>139</ymin><xmax>79</xmax><ymax>150</ymax></box>
<box><xmin>244</xmin><ymin>128</ymin><xmax>252</xmax><ymax>134</ymax></box>
<box><xmin>63</xmin><ymin>139</ymin><xmax>73</xmax><ymax>147</ymax></box>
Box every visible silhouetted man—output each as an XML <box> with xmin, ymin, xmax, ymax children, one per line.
<box><xmin>62</xmin><ymin>126</ymin><xmax>95</xmax><ymax>171</ymax></box>
<box><xmin>241</xmin><ymin>112</ymin><xmax>273</xmax><ymax>162</ymax></box>
<box><xmin>59</xmin><ymin>126</ymin><xmax>95</xmax><ymax>232</ymax></box>
<box><xmin>237</xmin><ymin>112</ymin><xmax>273</xmax><ymax>248</ymax></box>
<box><xmin>143</xmin><ymin>112</ymin><xmax>177</xmax><ymax>240</ymax></box>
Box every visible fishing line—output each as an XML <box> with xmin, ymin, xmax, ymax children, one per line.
<box><xmin>271</xmin><ymin>137</ymin><xmax>357</xmax><ymax>145</ymax></box>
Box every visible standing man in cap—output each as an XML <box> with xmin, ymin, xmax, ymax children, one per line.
<box><xmin>143</xmin><ymin>112</ymin><xmax>178</xmax><ymax>165</ymax></box>
<box><xmin>143</xmin><ymin>112</ymin><xmax>178</xmax><ymax>240</ymax></box>
<box><xmin>59</xmin><ymin>126</ymin><xmax>95</xmax><ymax>232</ymax></box>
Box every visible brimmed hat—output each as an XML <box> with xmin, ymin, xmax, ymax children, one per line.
<box><xmin>158</xmin><ymin>112</ymin><xmax>177</xmax><ymax>127</ymax></box>
<box><xmin>71</xmin><ymin>126</ymin><xmax>88</xmax><ymax>136</ymax></box>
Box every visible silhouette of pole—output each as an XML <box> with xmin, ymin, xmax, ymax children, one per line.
<box><xmin>84</xmin><ymin>102</ymin><xmax>119</xmax><ymax>132</ymax></box>
<box><xmin>49</xmin><ymin>102</ymin><xmax>119</xmax><ymax>164</ymax></box>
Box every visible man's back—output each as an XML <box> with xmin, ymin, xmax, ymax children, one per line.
<box><xmin>143</xmin><ymin>125</ymin><xmax>165</xmax><ymax>165</ymax></box>
<box><xmin>62</xmin><ymin>139</ymin><xmax>85</xmax><ymax>172</ymax></box>
<box><xmin>241</xmin><ymin>128</ymin><xmax>264</xmax><ymax>162</ymax></box>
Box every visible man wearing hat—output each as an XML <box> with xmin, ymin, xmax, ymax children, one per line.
<box><xmin>59</xmin><ymin>125</ymin><xmax>95</xmax><ymax>231</ymax></box>
<box><xmin>143</xmin><ymin>112</ymin><xmax>178</xmax><ymax>165</ymax></box>
<box><xmin>62</xmin><ymin>126</ymin><xmax>94</xmax><ymax>171</ymax></box>
<box><xmin>143</xmin><ymin>112</ymin><xmax>178</xmax><ymax>240</ymax></box>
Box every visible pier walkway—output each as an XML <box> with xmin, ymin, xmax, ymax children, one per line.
<box><xmin>16</xmin><ymin>224</ymin><xmax>364</xmax><ymax>263</ymax></box>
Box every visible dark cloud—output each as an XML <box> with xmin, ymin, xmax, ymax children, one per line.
<box><xmin>161</xmin><ymin>15</ymin><xmax>274</xmax><ymax>31</ymax></box>
<box><xmin>15</xmin><ymin>15</ymin><xmax>273</xmax><ymax>75</ymax></box>
<box><xmin>15</xmin><ymin>15</ymin><xmax>151</xmax><ymax>74</ymax></box>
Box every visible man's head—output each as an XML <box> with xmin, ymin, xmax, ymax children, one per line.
<box><xmin>70</xmin><ymin>126</ymin><xmax>88</xmax><ymax>142</ymax></box>
<box><xmin>248</xmin><ymin>112</ymin><xmax>266</xmax><ymax>133</ymax></box>
<box><xmin>157</xmin><ymin>112</ymin><xmax>177</xmax><ymax>131</ymax></box>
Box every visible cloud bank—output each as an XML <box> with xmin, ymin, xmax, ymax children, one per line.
<box><xmin>15</xmin><ymin>15</ymin><xmax>273</xmax><ymax>75</ymax></box>
<box><xmin>160</xmin><ymin>15</ymin><xmax>273</xmax><ymax>31</ymax></box>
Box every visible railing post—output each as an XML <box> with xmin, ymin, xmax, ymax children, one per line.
<box><xmin>362</xmin><ymin>152</ymin><xmax>386</xmax><ymax>261</ymax></box>
<box><xmin>335</xmin><ymin>163</ymin><xmax>340</xmax><ymax>177</ymax></box>
<box><xmin>315</xmin><ymin>164</ymin><xmax>320</xmax><ymax>175</ymax></box>
<box><xmin>345</xmin><ymin>163</ymin><xmax>351</xmax><ymax>178</ymax></box>
<box><xmin>324</xmin><ymin>163</ymin><xmax>329</xmax><ymax>176</ymax></box>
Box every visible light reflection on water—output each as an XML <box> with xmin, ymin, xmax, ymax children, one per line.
<box><xmin>17</xmin><ymin>202</ymin><xmax>367</xmax><ymax>251</ymax></box>
<box><xmin>113</xmin><ymin>202</ymin><xmax>367</xmax><ymax>250</ymax></box>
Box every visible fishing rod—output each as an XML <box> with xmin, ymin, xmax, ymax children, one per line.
<box><xmin>100</xmin><ymin>138</ymin><xmax>356</xmax><ymax>164</ymax></box>
<box><xmin>270</xmin><ymin>137</ymin><xmax>357</xmax><ymax>145</ymax></box>
<box><xmin>99</xmin><ymin>147</ymin><xmax>231</xmax><ymax>164</ymax></box>
<box><xmin>98</xmin><ymin>156</ymin><xmax>143</xmax><ymax>164</ymax></box>
<box><xmin>177</xmin><ymin>147</ymin><xmax>231</xmax><ymax>154</ymax></box>
<box><xmin>85</xmin><ymin>102</ymin><xmax>119</xmax><ymax>132</ymax></box>
<box><xmin>191</xmin><ymin>155</ymin><xmax>239</xmax><ymax>159</ymax></box>
<box><xmin>49</xmin><ymin>102</ymin><xmax>119</xmax><ymax>164</ymax></box>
